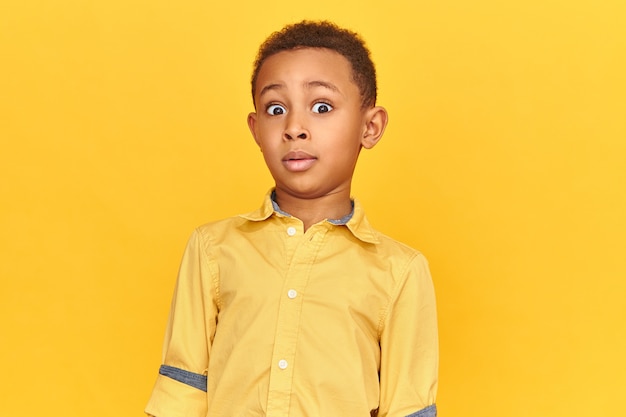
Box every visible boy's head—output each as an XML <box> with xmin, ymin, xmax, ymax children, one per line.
<box><xmin>247</xmin><ymin>21</ymin><xmax>388</xmax><ymax>204</ymax></box>
<box><xmin>251</xmin><ymin>21</ymin><xmax>377</xmax><ymax>109</ymax></box>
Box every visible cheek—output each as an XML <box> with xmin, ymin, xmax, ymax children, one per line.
<box><xmin>255</xmin><ymin>126</ymin><xmax>274</xmax><ymax>145</ymax></box>
<box><xmin>335</xmin><ymin>117</ymin><xmax>363</xmax><ymax>139</ymax></box>
<box><xmin>261</xmin><ymin>124</ymin><xmax>284</xmax><ymax>143</ymax></box>
<box><xmin>259</xmin><ymin>144</ymin><xmax>282</xmax><ymax>167</ymax></box>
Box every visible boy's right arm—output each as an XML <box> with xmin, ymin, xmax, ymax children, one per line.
<box><xmin>145</xmin><ymin>229</ymin><xmax>219</xmax><ymax>417</ymax></box>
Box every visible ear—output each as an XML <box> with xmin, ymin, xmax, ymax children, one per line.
<box><xmin>361</xmin><ymin>106</ymin><xmax>388</xmax><ymax>149</ymax></box>
<box><xmin>247</xmin><ymin>112</ymin><xmax>261</xmax><ymax>148</ymax></box>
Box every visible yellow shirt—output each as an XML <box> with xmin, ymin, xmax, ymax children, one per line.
<box><xmin>145</xmin><ymin>192</ymin><xmax>438</xmax><ymax>417</ymax></box>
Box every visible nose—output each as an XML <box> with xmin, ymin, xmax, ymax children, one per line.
<box><xmin>283</xmin><ymin>112</ymin><xmax>309</xmax><ymax>141</ymax></box>
<box><xmin>284</xmin><ymin>130</ymin><xmax>308</xmax><ymax>140</ymax></box>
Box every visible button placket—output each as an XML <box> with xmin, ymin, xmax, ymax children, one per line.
<box><xmin>266</xmin><ymin>223</ymin><xmax>327</xmax><ymax>416</ymax></box>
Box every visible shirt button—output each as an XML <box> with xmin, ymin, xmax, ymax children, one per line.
<box><xmin>287</xmin><ymin>227</ymin><xmax>296</xmax><ymax>236</ymax></box>
<box><xmin>287</xmin><ymin>289</ymin><xmax>297</xmax><ymax>299</ymax></box>
<box><xmin>278</xmin><ymin>359</ymin><xmax>288</xmax><ymax>369</ymax></box>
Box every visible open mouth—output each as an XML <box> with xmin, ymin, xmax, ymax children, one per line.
<box><xmin>282</xmin><ymin>151</ymin><xmax>317</xmax><ymax>171</ymax></box>
<box><xmin>283</xmin><ymin>150</ymin><xmax>315</xmax><ymax>160</ymax></box>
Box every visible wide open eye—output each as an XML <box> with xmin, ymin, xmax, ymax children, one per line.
<box><xmin>312</xmin><ymin>102</ymin><xmax>333</xmax><ymax>114</ymax></box>
<box><xmin>266</xmin><ymin>104</ymin><xmax>286</xmax><ymax>115</ymax></box>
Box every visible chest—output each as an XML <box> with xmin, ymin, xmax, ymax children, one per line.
<box><xmin>213</xmin><ymin>226</ymin><xmax>394</xmax><ymax>339</ymax></box>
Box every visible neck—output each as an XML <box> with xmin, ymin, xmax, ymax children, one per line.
<box><xmin>274</xmin><ymin>188</ymin><xmax>353</xmax><ymax>231</ymax></box>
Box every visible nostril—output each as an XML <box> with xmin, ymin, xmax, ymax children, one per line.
<box><xmin>283</xmin><ymin>128</ymin><xmax>307</xmax><ymax>141</ymax></box>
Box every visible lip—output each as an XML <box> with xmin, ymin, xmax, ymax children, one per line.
<box><xmin>282</xmin><ymin>150</ymin><xmax>317</xmax><ymax>172</ymax></box>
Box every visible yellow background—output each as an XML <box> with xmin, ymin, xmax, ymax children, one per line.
<box><xmin>1</xmin><ymin>0</ymin><xmax>624</xmax><ymax>415</ymax></box>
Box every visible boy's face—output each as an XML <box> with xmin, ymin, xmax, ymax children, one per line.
<box><xmin>248</xmin><ymin>47</ymin><xmax>387</xmax><ymax>201</ymax></box>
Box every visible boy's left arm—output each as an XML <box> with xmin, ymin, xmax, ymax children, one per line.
<box><xmin>378</xmin><ymin>253</ymin><xmax>439</xmax><ymax>417</ymax></box>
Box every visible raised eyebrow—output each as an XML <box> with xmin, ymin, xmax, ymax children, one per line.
<box><xmin>258</xmin><ymin>81</ymin><xmax>342</xmax><ymax>98</ymax></box>
<box><xmin>306</xmin><ymin>80</ymin><xmax>341</xmax><ymax>94</ymax></box>
<box><xmin>258</xmin><ymin>83</ymin><xmax>284</xmax><ymax>98</ymax></box>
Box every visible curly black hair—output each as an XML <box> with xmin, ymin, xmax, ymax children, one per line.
<box><xmin>251</xmin><ymin>21</ymin><xmax>377</xmax><ymax>108</ymax></box>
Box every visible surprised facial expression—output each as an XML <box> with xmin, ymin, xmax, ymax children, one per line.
<box><xmin>248</xmin><ymin>48</ymin><xmax>383</xmax><ymax>201</ymax></box>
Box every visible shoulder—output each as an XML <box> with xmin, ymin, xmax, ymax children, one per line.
<box><xmin>192</xmin><ymin>209</ymin><xmax>275</xmax><ymax>249</ymax></box>
<box><xmin>372</xmin><ymin>228</ymin><xmax>428</xmax><ymax>265</ymax></box>
<box><xmin>348</xmin><ymin>199</ymin><xmax>430</xmax><ymax>275</ymax></box>
<box><xmin>190</xmin><ymin>214</ymin><xmax>248</xmax><ymax>245</ymax></box>
<box><xmin>195</xmin><ymin>214</ymin><xmax>247</xmax><ymax>233</ymax></box>
<box><xmin>358</xmin><ymin>227</ymin><xmax>432</xmax><ymax>296</ymax></box>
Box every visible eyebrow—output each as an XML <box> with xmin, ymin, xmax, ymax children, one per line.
<box><xmin>258</xmin><ymin>83</ymin><xmax>284</xmax><ymax>98</ymax></box>
<box><xmin>258</xmin><ymin>80</ymin><xmax>342</xmax><ymax>98</ymax></box>
<box><xmin>305</xmin><ymin>80</ymin><xmax>341</xmax><ymax>94</ymax></box>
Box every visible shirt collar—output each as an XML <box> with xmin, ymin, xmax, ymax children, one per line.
<box><xmin>239</xmin><ymin>189</ymin><xmax>380</xmax><ymax>244</ymax></box>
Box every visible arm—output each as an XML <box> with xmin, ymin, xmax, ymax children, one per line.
<box><xmin>145</xmin><ymin>229</ymin><xmax>219</xmax><ymax>417</ymax></box>
<box><xmin>378</xmin><ymin>253</ymin><xmax>439</xmax><ymax>417</ymax></box>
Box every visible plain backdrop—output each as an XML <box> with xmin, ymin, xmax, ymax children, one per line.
<box><xmin>1</xmin><ymin>0</ymin><xmax>625</xmax><ymax>416</ymax></box>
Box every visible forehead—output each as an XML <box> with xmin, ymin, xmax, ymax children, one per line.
<box><xmin>255</xmin><ymin>48</ymin><xmax>357</xmax><ymax>95</ymax></box>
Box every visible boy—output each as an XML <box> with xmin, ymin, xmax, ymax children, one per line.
<box><xmin>146</xmin><ymin>20</ymin><xmax>438</xmax><ymax>417</ymax></box>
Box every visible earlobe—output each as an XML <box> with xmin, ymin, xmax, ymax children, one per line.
<box><xmin>361</xmin><ymin>106</ymin><xmax>388</xmax><ymax>149</ymax></box>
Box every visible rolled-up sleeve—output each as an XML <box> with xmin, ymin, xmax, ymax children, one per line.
<box><xmin>145</xmin><ymin>229</ymin><xmax>219</xmax><ymax>417</ymax></box>
<box><xmin>378</xmin><ymin>253</ymin><xmax>439</xmax><ymax>417</ymax></box>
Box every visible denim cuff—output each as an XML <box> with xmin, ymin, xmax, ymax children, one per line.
<box><xmin>159</xmin><ymin>365</ymin><xmax>208</xmax><ymax>392</ymax></box>
<box><xmin>406</xmin><ymin>404</ymin><xmax>437</xmax><ymax>417</ymax></box>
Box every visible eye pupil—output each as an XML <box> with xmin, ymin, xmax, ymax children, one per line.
<box><xmin>313</xmin><ymin>103</ymin><xmax>332</xmax><ymax>113</ymax></box>
<box><xmin>266</xmin><ymin>105</ymin><xmax>285</xmax><ymax>116</ymax></box>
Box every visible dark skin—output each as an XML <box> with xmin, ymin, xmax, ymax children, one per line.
<box><xmin>247</xmin><ymin>48</ymin><xmax>388</xmax><ymax>231</ymax></box>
